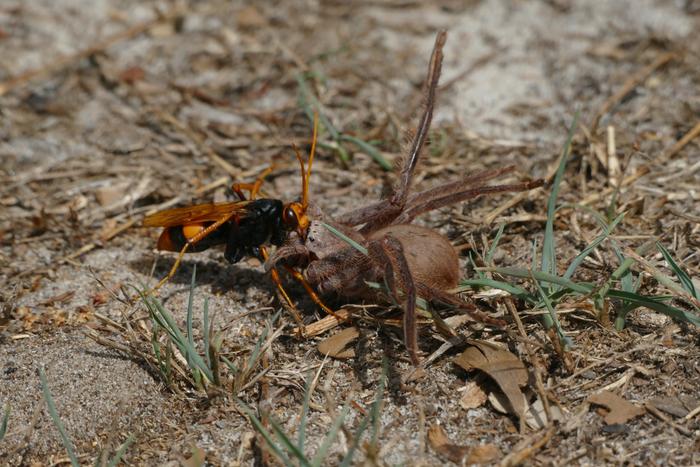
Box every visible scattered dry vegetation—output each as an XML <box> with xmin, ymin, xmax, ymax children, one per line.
<box><xmin>1</xmin><ymin>1</ymin><xmax>699</xmax><ymax>465</ymax></box>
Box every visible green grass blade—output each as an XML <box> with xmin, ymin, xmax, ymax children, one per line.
<box><xmin>563</xmin><ymin>211</ymin><xmax>625</xmax><ymax>280</ymax></box>
<box><xmin>40</xmin><ymin>367</ymin><xmax>80</xmax><ymax>467</ymax></box>
<box><xmin>107</xmin><ymin>433</ymin><xmax>135</xmax><ymax>467</ymax></box>
<box><xmin>607</xmin><ymin>290</ymin><xmax>700</xmax><ymax>326</ymax></box>
<box><xmin>143</xmin><ymin>276</ymin><xmax>214</xmax><ymax>384</ymax></box>
<box><xmin>221</xmin><ymin>356</ymin><xmax>239</xmax><ymax>375</ymax></box>
<box><xmin>244</xmin><ymin>317</ymin><xmax>272</xmax><ymax>374</ymax></box>
<box><xmin>321</xmin><ymin>222</ymin><xmax>368</xmax><ymax>255</ymax></box>
<box><xmin>339</xmin><ymin>409</ymin><xmax>370</xmax><ymax>467</ymax></box>
<box><xmin>531</xmin><ymin>273</ymin><xmax>573</xmax><ymax>348</ymax></box>
<box><xmin>297</xmin><ymin>371</ymin><xmax>313</xmax><ymax>452</ymax></box>
<box><xmin>295</xmin><ymin>73</ymin><xmax>340</xmax><ymax>140</ymax></box>
<box><xmin>458</xmin><ymin>278</ymin><xmax>534</xmax><ymax>302</ymax></box>
<box><xmin>468</xmin><ymin>251</ymin><xmax>484</xmax><ymax>280</ymax></box>
<box><xmin>268</xmin><ymin>416</ymin><xmax>312</xmax><ymax>467</ymax></box>
<box><xmin>479</xmin><ymin>267</ymin><xmax>594</xmax><ymax>294</ymax></box>
<box><xmin>203</xmin><ymin>297</ymin><xmax>211</xmax><ymax>369</ymax></box>
<box><xmin>612</xmin><ymin>247</ymin><xmax>641</xmax><ymax>330</ymax></box>
<box><xmin>186</xmin><ymin>265</ymin><xmax>200</xmax><ymax>385</ymax></box>
<box><xmin>340</xmin><ymin>361</ymin><xmax>387</xmax><ymax>467</ymax></box>
<box><xmin>369</xmin><ymin>359</ymin><xmax>388</xmax><ymax>453</ymax></box>
<box><xmin>148</xmin><ymin>298</ymin><xmax>188</xmax><ymax>354</ymax></box>
<box><xmin>0</xmin><ymin>405</ymin><xmax>9</xmax><ymax>442</ymax></box>
<box><xmin>657</xmin><ymin>242</ymin><xmax>697</xmax><ymax>299</ymax></box>
<box><xmin>541</xmin><ymin>111</ymin><xmax>579</xmax><ymax>281</ymax></box>
<box><xmin>238</xmin><ymin>402</ymin><xmax>294</xmax><ymax>467</ymax></box>
<box><xmin>485</xmin><ymin>224</ymin><xmax>506</xmax><ymax>266</ymax></box>
<box><xmin>339</xmin><ymin>134</ymin><xmax>392</xmax><ymax>170</ymax></box>
<box><xmin>311</xmin><ymin>403</ymin><xmax>351</xmax><ymax>467</ymax></box>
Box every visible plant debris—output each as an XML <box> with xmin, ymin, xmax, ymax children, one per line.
<box><xmin>317</xmin><ymin>326</ymin><xmax>359</xmax><ymax>359</ymax></box>
<box><xmin>454</xmin><ymin>340</ymin><xmax>529</xmax><ymax>420</ymax></box>
<box><xmin>428</xmin><ymin>423</ymin><xmax>501</xmax><ymax>465</ymax></box>
<box><xmin>588</xmin><ymin>390</ymin><xmax>646</xmax><ymax>425</ymax></box>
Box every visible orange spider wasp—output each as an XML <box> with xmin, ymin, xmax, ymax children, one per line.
<box><xmin>143</xmin><ymin>118</ymin><xmax>334</xmax><ymax>326</ymax></box>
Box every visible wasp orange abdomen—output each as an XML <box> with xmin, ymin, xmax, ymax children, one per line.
<box><xmin>182</xmin><ymin>223</ymin><xmax>207</xmax><ymax>240</ymax></box>
<box><xmin>156</xmin><ymin>228</ymin><xmax>180</xmax><ymax>252</ymax></box>
<box><xmin>156</xmin><ymin>222</ymin><xmax>227</xmax><ymax>253</ymax></box>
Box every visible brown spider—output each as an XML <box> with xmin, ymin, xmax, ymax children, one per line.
<box><xmin>268</xmin><ymin>31</ymin><xmax>543</xmax><ymax>364</ymax></box>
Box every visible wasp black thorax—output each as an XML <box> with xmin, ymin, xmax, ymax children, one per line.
<box><xmin>223</xmin><ymin>199</ymin><xmax>287</xmax><ymax>263</ymax></box>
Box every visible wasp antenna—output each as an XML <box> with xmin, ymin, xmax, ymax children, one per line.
<box><xmin>292</xmin><ymin>143</ymin><xmax>307</xmax><ymax>202</ymax></box>
<box><xmin>303</xmin><ymin>112</ymin><xmax>319</xmax><ymax>209</ymax></box>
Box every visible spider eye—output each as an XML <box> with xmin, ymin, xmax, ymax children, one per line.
<box><xmin>283</xmin><ymin>206</ymin><xmax>299</xmax><ymax>227</ymax></box>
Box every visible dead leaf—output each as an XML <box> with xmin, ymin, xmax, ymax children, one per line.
<box><xmin>647</xmin><ymin>395</ymin><xmax>698</xmax><ymax>418</ymax></box>
<box><xmin>454</xmin><ymin>340</ymin><xmax>528</xmax><ymax>419</ymax></box>
<box><xmin>460</xmin><ymin>380</ymin><xmax>488</xmax><ymax>410</ymax></box>
<box><xmin>428</xmin><ymin>423</ymin><xmax>500</xmax><ymax>464</ymax></box>
<box><xmin>428</xmin><ymin>423</ymin><xmax>470</xmax><ymax>463</ymax></box>
<box><xmin>525</xmin><ymin>397</ymin><xmax>565</xmax><ymax>429</ymax></box>
<box><xmin>317</xmin><ymin>326</ymin><xmax>359</xmax><ymax>359</ymax></box>
<box><xmin>588</xmin><ymin>390</ymin><xmax>645</xmax><ymax>425</ymax></box>
<box><xmin>95</xmin><ymin>182</ymin><xmax>129</xmax><ymax>207</ymax></box>
<box><xmin>182</xmin><ymin>445</ymin><xmax>206</xmax><ymax>467</ymax></box>
<box><xmin>236</xmin><ymin>6</ymin><xmax>267</xmax><ymax>29</ymax></box>
<box><xmin>489</xmin><ymin>390</ymin><xmax>527</xmax><ymax>417</ymax></box>
<box><xmin>39</xmin><ymin>291</ymin><xmax>75</xmax><ymax>307</ymax></box>
<box><xmin>119</xmin><ymin>66</ymin><xmax>145</xmax><ymax>84</ymax></box>
<box><xmin>467</xmin><ymin>444</ymin><xmax>501</xmax><ymax>465</ymax></box>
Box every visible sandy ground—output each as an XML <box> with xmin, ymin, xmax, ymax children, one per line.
<box><xmin>1</xmin><ymin>0</ymin><xmax>699</xmax><ymax>465</ymax></box>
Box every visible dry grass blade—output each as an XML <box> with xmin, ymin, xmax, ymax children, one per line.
<box><xmin>0</xmin><ymin>7</ymin><xmax>183</xmax><ymax>96</ymax></box>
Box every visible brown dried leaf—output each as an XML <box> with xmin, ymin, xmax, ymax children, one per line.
<box><xmin>317</xmin><ymin>326</ymin><xmax>359</xmax><ymax>359</ymax></box>
<box><xmin>525</xmin><ymin>397</ymin><xmax>566</xmax><ymax>429</ymax></box>
<box><xmin>588</xmin><ymin>390</ymin><xmax>645</xmax><ymax>425</ymax></box>
<box><xmin>460</xmin><ymin>380</ymin><xmax>488</xmax><ymax>410</ymax></box>
<box><xmin>646</xmin><ymin>395</ymin><xmax>697</xmax><ymax>418</ymax></box>
<box><xmin>119</xmin><ymin>66</ymin><xmax>146</xmax><ymax>84</ymax></box>
<box><xmin>454</xmin><ymin>340</ymin><xmax>528</xmax><ymax>418</ymax></box>
<box><xmin>428</xmin><ymin>423</ymin><xmax>500</xmax><ymax>464</ymax></box>
<box><xmin>428</xmin><ymin>423</ymin><xmax>471</xmax><ymax>463</ymax></box>
<box><xmin>236</xmin><ymin>6</ymin><xmax>267</xmax><ymax>29</ymax></box>
<box><xmin>182</xmin><ymin>445</ymin><xmax>206</xmax><ymax>467</ymax></box>
<box><xmin>96</xmin><ymin>185</ymin><xmax>127</xmax><ymax>207</ymax></box>
<box><xmin>467</xmin><ymin>444</ymin><xmax>502</xmax><ymax>465</ymax></box>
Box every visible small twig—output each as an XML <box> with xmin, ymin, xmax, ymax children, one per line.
<box><xmin>294</xmin><ymin>309</ymin><xmax>351</xmax><ymax>337</ymax></box>
<box><xmin>644</xmin><ymin>402</ymin><xmax>693</xmax><ymax>437</ymax></box>
<box><xmin>549</xmin><ymin>343</ymin><xmax>655</xmax><ymax>390</ymax></box>
<box><xmin>506</xmin><ymin>299</ymin><xmax>551</xmax><ymax>423</ymax></box>
<box><xmin>658</xmin><ymin>120</ymin><xmax>700</xmax><ymax>162</ymax></box>
<box><xmin>500</xmin><ymin>425</ymin><xmax>556</xmax><ymax>467</ymax></box>
<box><xmin>0</xmin><ymin>8</ymin><xmax>181</xmax><ymax>96</ymax></box>
<box><xmin>590</xmin><ymin>52</ymin><xmax>676</xmax><ymax>133</ymax></box>
<box><xmin>154</xmin><ymin>110</ymin><xmax>241</xmax><ymax>179</ymax></box>
<box><xmin>683</xmin><ymin>403</ymin><xmax>700</xmax><ymax>422</ymax></box>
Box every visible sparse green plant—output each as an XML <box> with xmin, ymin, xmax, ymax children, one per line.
<box><xmin>461</xmin><ymin>113</ymin><xmax>700</xmax><ymax>337</ymax></box>
<box><xmin>0</xmin><ymin>405</ymin><xmax>9</xmax><ymax>443</ymax></box>
<box><xmin>296</xmin><ymin>71</ymin><xmax>392</xmax><ymax>170</ymax></box>
<box><xmin>138</xmin><ymin>265</ymin><xmax>283</xmax><ymax>395</ymax></box>
<box><xmin>242</xmin><ymin>361</ymin><xmax>387</xmax><ymax>466</ymax></box>
<box><xmin>39</xmin><ymin>367</ymin><xmax>133</xmax><ymax>467</ymax></box>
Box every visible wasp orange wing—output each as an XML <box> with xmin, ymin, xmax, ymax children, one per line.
<box><xmin>143</xmin><ymin>201</ymin><xmax>251</xmax><ymax>228</ymax></box>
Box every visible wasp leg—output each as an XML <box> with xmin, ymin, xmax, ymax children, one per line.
<box><xmin>231</xmin><ymin>183</ymin><xmax>256</xmax><ymax>201</ymax></box>
<box><xmin>280</xmin><ymin>264</ymin><xmax>348</xmax><ymax>323</ymax></box>
<box><xmin>257</xmin><ymin>246</ymin><xmax>306</xmax><ymax>337</ymax></box>
<box><xmin>231</xmin><ymin>165</ymin><xmax>275</xmax><ymax>201</ymax></box>
<box><xmin>149</xmin><ymin>212</ymin><xmax>237</xmax><ymax>295</ymax></box>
